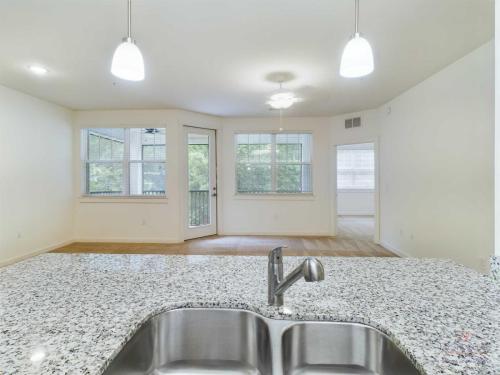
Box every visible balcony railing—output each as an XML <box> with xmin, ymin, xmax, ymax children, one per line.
<box><xmin>189</xmin><ymin>190</ymin><xmax>210</xmax><ymax>227</ymax></box>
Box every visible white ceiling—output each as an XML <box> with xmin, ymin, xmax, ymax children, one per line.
<box><xmin>0</xmin><ymin>0</ymin><xmax>494</xmax><ymax>117</ymax></box>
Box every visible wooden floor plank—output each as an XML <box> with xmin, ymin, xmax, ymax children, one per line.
<box><xmin>52</xmin><ymin>216</ymin><xmax>395</xmax><ymax>258</ymax></box>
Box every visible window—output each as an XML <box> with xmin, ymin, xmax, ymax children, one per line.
<box><xmin>337</xmin><ymin>143</ymin><xmax>374</xmax><ymax>191</ymax></box>
<box><xmin>82</xmin><ymin>128</ymin><xmax>166</xmax><ymax>196</ymax></box>
<box><xmin>235</xmin><ymin>133</ymin><xmax>312</xmax><ymax>194</ymax></box>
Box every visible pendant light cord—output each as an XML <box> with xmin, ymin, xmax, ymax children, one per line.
<box><xmin>354</xmin><ymin>0</ymin><xmax>359</xmax><ymax>34</ymax></box>
<box><xmin>127</xmin><ymin>0</ymin><xmax>132</xmax><ymax>38</ymax></box>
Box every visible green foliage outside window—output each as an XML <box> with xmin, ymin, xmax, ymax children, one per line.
<box><xmin>235</xmin><ymin>137</ymin><xmax>311</xmax><ymax>194</ymax></box>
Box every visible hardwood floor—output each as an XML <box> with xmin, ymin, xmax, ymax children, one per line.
<box><xmin>53</xmin><ymin>216</ymin><xmax>395</xmax><ymax>257</ymax></box>
<box><xmin>337</xmin><ymin>215</ymin><xmax>376</xmax><ymax>241</ymax></box>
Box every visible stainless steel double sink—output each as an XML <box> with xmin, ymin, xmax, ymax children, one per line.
<box><xmin>103</xmin><ymin>308</ymin><xmax>420</xmax><ymax>375</ymax></box>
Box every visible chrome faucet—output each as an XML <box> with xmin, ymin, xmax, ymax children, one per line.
<box><xmin>268</xmin><ymin>246</ymin><xmax>325</xmax><ymax>306</ymax></box>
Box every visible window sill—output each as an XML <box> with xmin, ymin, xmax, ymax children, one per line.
<box><xmin>79</xmin><ymin>196</ymin><xmax>168</xmax><ymax>204</ymax></box>
<box><xmin>233</xmin><ymin>193</ymin><xmax>315</xmax><ymax>201</ymax></box>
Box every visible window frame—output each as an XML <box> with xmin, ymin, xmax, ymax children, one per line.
<box><xmin>234</xmin><ymin>131</ymin><xmax>313</xmax><ymax>196</ymax></box>
<box><xmin>81</xmin><ymin>127</ymin><xmax>167</xmax><ymax>198</ymax></box>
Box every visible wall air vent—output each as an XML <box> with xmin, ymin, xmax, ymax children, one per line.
<box><xmin>345</xmin><ymin>117</ymin><xmax>361</xmax><ymax>129</ymax></box>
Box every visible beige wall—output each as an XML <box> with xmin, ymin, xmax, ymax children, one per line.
<box><xmin>0</xmin><ymin>85</ymin><xmax>74</xmax><ymax>265</ymax></box>
<box><xmin>219</xmin><ymin>117</ymin><xmax>334</xmax><ymax>236</ymax></box>
<box><xmin>378</xmin><ymin>41</ymin><xmax>494</xmax><ymax>271</ymax></box>
<box><xmin>72</xmin><ymin>109</ymin><xmax>220</xmax><ymax>243</ymax></box>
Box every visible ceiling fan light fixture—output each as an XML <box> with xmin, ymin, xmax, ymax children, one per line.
<box><xmin>28</xmin><ymin>65</ymin><xmax>48</xmax><ymax>75</ymax></box>
<box><xmin>268</xmin><ymin>91</ymin><xmax>297</xmax><ymax>109</ymax></box>
<box><xmin>111</xmin><ymin>0</ymin><xmax>145</xmax><ymax>81</ymax></box>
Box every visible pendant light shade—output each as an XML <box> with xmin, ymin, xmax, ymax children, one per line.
<box><xmin>340</xmin><ymin>33</ymin><xmax>374</xmax><ymax>78</ymax></box>
<box><xmin>111</xmin><ymin>37</ymin><xmax>145</xmax><ymax>81</ymax></box>
<box><xmin>111</xmin><ymin>0</ymin><xmax>145</xmax><ymax>81</ymax></box>
<box><xmin>340</xmin><ymin>0</ymin><xmax>374</xmax><ymax>78</ymax></box>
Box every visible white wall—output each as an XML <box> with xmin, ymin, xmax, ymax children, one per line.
<box><xmin>73</xmin><ymin>109</ymin><xmax>220</xmax><ymax>243</ymax></box>
<box><xmin>494</xmin><ymin>0</ymin><xmax>499</xmax><ymax>278</ymax></box>
<box><xmin>330</xmin><ymin>110</ymin><xmax>380</xmax><ymax>146</ymax></box>
<box><xmin>219</xmin><ymin>117</ymin><xmax>333</xmax><ymax>235</ymax></box>
<box><xmin>0</xmin><ymin>85</ymin><xmax>73</xmax><ymax>265</ymax></box>
<box><xmin>379</xmin><ymin>41</ymin><xmax>494</xmax><ymax>272</ymax></box>
<box><xmin>337</xmin><ymin>192</ymin><xmax>375</xmax><ymax>216</ymax></box>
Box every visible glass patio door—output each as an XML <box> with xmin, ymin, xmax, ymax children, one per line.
<box><xmin>185</xmin><ymin>127</ymin><xmax>217</xmax><ymax>239</ymax></box>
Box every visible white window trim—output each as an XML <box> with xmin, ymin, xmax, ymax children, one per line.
<box><xmin>337</xmin><ymin>188</ymin><xmax>375</xmax><ymax>193</ymax></box>
<box><xmin>81</xmin><ymin>128</ymin><xmax>167</xmax><ymax>198</ymax></box>
<box><xmin>234</xmin><ymin>131</ymin><xmax>313</xmax><ymax>196</ymax></box>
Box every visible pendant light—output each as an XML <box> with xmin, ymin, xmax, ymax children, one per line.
<box><xmin>340</xmin><ymin>0</ymin><xmax>374</xmax><ymax>78</ymax></box>
<box><xmin>111</xmin><ymin>0</ymin><xmax>145</xmax><ymax>81</ymax></box>
<box><xmin>267</xmin><ymin>83</ymin><xmax>298</xmax><ymax>110</ymax></box>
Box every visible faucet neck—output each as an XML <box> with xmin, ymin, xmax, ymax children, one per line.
<box><xmin>268</xmin><ymin>247</ymin><xmax>284</xmax><ymax>306</ymax></box>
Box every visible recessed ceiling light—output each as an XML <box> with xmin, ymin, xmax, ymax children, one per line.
<box><xmin>28</xmin><ymin>65</ymin><xmax>48</xmax><ymax>75</ymax></box>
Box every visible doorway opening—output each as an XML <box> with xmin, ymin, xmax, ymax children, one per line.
<box><xmin>336</xmin><ymin>142</ymin><xmax>377</xmax><ymax>242</ymax></box>
<box><xmin>185</xmin><ymin>127</ymin><xmax>217</xmax><ymax>240</ymax></box>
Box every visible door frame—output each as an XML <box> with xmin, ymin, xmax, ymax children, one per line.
<box><xmin>183</xmin><ymin>125</ymin><xmax>218</xmax><ymax>240</ymax></box>
<box><xmin>331</xmin><ymin>138</ymin><xmax>380</xmax><ymax>243</ymax></box>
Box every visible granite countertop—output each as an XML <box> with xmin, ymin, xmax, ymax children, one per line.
<box><xmin>0</xmin><ymin>253</ymin><xmax>499</xmax><ymax>375</ymax></box>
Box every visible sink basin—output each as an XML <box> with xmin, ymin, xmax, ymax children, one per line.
<box><xmin>102</xmin><ymin>308</ymin><xmax>272</xmax><ymax>375</ymax></box>
<box><xmin>281</xmin><ymin>322</ymin><xmax>420</xmax><ymax>375</ymax></box>
<box><xmin>102</xmin><ymin>309</ymin><xmax>420</xmax><ymax>375</ymax></box>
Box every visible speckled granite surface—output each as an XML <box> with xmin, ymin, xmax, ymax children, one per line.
<box><xmin>492</xmin><ymin>256</ymin><xmax>500</xmax><ymax>282</ymax></box>
<box><xmin>0</xmin><ymin>254</ymin><xmax>498</xmax><ymax>375</ymax></box>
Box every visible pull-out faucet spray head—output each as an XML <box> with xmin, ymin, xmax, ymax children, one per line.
<box><xmin>268</xmin><ymin>247</ymin><xmax>325</xmax><ymax>306</ymax></box>
<box><xmin>302</xmin><ymin>257</ymin><xmax>325</xmax><ymax>282</ymax></box>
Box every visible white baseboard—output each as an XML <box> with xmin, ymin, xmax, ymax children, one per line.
<box><xmin>380</xmin><ymin>241</ymin><xmax>411</xmax><ymax>258</ymax></box>
<box><xmin>0</xmin><ymin>239</ymin><xmax>74</xmax><ymax>268</ymax></box>
<box><xmin>218</xmin><ymin>231</ymin><xmax>333</xmax><ymax>237</ymax></box>
<box><xmin>337</xmin><ymin>211</ymin><xmax>375</xmax><ymax>216</ymax></box>
<box><xmin>74</xmin><ymin>237</ymin><xmax>183</xmax><ymax>244</ymax></box>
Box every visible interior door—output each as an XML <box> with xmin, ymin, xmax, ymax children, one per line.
<box><xmin>185</xmin><ymin>127</ymin><xmax>217</xmax><ymax>239</ymax></box>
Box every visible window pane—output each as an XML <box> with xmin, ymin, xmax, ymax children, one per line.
<box><xmin>131</xmin><ymin>128</ymin><xmax>166</xmax><ymax>161</ymax></box>
<box><xmin>100</xmin><ymin>138</ymin><xmax>112</xmax><ymax>159</ymax></box>
<box><xmin>276</xmin><ymin>133</ymin><xmax>311</xmax><ymax>163</ymax></box>
<box><xmin>277</xmin><ymin>164</ymin><xmax>312</xmax><ymax>193</ymax></box>
<box><xmin>337</xmin><ymin>144</ymin><xmax>374</xmax><ymax>190</ymax></box>
<box><xmin>143</xmin><ymin>145</ymin><xmax>166</xmax><ymax>161</ymax></box>
<box><xmin>87</xmin><ymin>128</ymin><xmax>125</xmax><ymax>161</ymax></box>
<box><xmin>130</xmin><ymin>162</ymin><xmax>166</xmax><ymax>196</ymax></box>
<box><xmin>235</xmin><ymin>133</ymin><xmax>312</xmax><ymax>194</ymax></box>
<box><xmin>236</xmin><ymin>133</ymin><xmax>271</xmax><ymax>163</ymax></box>
<box><xmin>188</xmin><ymin>143</ymin><xmax>209</xmax><ymax>191</ymax></box>
<box><xmin>236</xmin><ymin>164</ymin><xmax>272</xmax><ymax>193</ymax></box>
<box><xmin>188</xmin><ymin>134</ymin><xmax>210</xmax><ymax>226</ymax></box>
<box><xmin>87</xmin><ymin>162</ymin><xmax>123</xmax><ymax>195</ymax></box>
<box><xmin>83</xmin><ymin>128</ymin><xmax>166</xmax><ymax>196</ymax></box>
<box><xmin>88</xmin><ymin>134</ymin><xmax>100</xmax><ymax>160</ymax></box>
